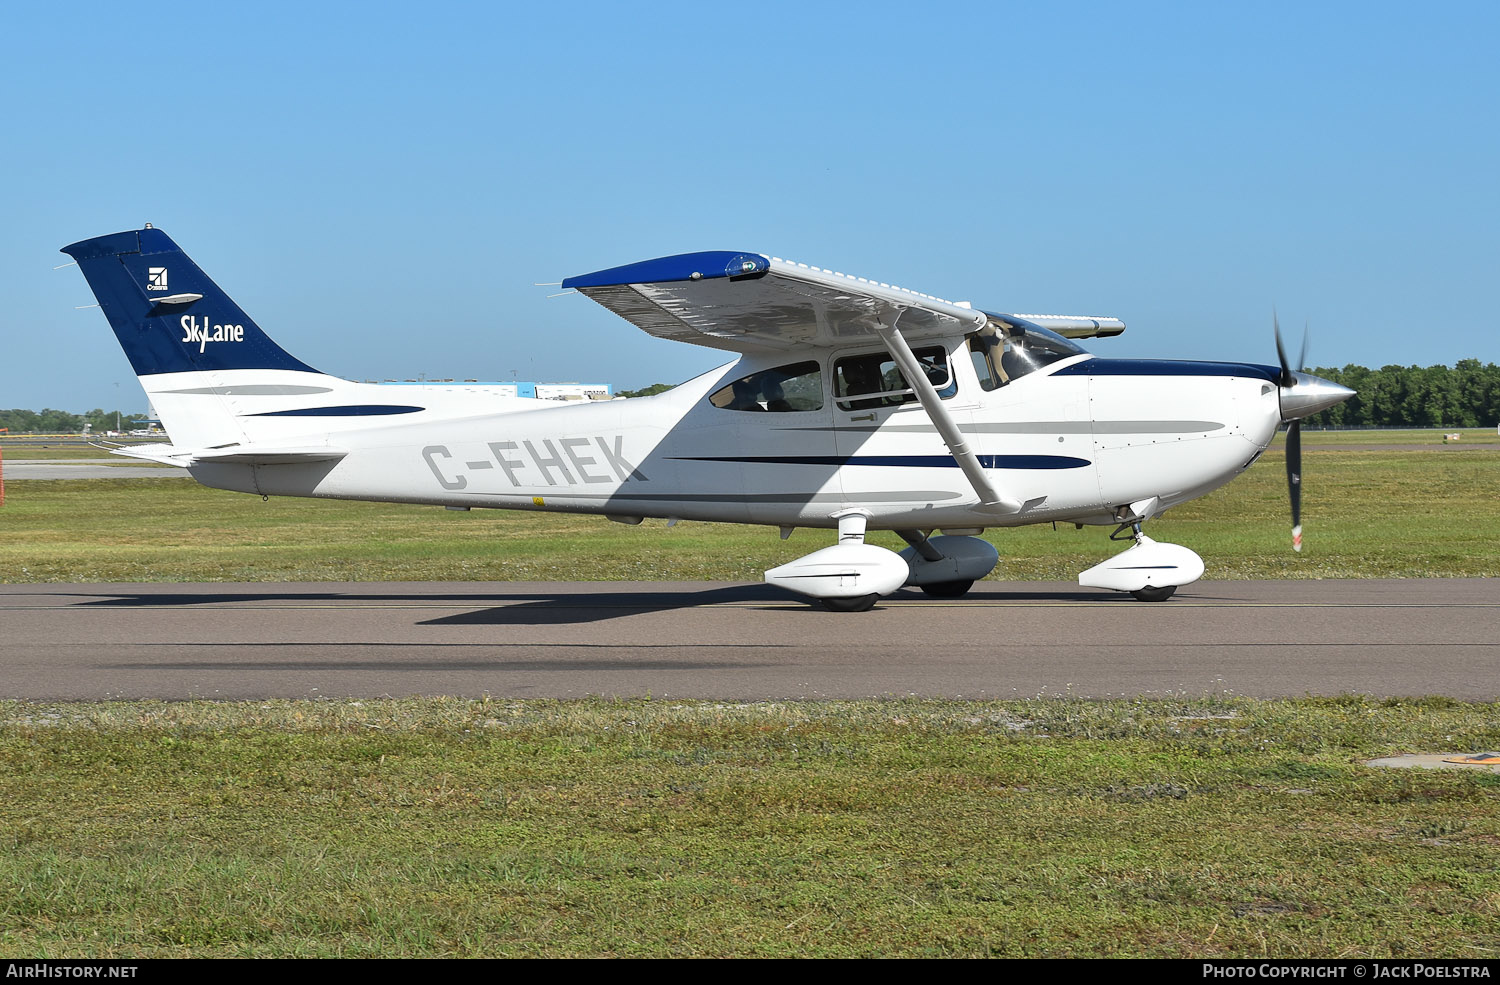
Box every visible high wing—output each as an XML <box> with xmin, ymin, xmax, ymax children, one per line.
<box><xmin>564</xmin><ymin>249</ymin><xmax>1128</xmax><ymax>515</ymax></box>
<box><xmin>562</xmin><ymin>251</ymin><xmax>1124</xmax><ymax>352</ymax></box>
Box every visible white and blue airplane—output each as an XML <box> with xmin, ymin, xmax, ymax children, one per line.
<box><xmin>62</xmin><ymin>227</ymin><xmax>1353</xmax><ymax>610</ymax></box>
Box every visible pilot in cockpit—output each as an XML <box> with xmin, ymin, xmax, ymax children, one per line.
<box><xmin>763</xmin><ymin>379</ymin><xmax>793</xmax><ymax>413</ymax></box>
<box><xmin>728</xmin><ymin>378</ymin><xmax>766</xmax><ymax>411</ymax></box>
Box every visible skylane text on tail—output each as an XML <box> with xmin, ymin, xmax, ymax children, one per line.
<box><xmin>62</xmin><ymin>226</ymin><xmax>1352</xmax><ymax>610</ymax></box>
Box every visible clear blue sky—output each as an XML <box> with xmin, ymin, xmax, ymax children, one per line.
<box><xmin>4</xmin><ymin>1</ymin><xmax>1496</xmax><ymax>411</ymax></box>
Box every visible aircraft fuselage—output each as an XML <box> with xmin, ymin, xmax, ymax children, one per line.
<box><xmin>182</xmin><ymin>344</ymin><xmax>1283</xmax><ymax>532</ymax></box>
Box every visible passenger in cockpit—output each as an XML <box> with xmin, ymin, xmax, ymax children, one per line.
<box><xmin>841</xmin><ymin>361</ymin><xmax>884</xmax><ymax>410</ymax></box>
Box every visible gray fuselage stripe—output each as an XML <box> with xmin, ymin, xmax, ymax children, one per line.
<box><xmin>157</xmin><ymin>385</ymin><xmax>336</xmax><ymax>396</ymax></box>
<box><xmin>461</xmin><ymin>491</ymin><xmax>965</xmax><ymax>504</ymax></box>
<box><xmin>779</xmin><ymin>421</ymin><xmax>1223</xmax><ymax>434</ymax></box>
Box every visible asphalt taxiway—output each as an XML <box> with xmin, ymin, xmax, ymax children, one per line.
<box><xmin>1</xmin><ymin>460</ymin><xmax>185</xmax><ymax>480</ymax></box>
<box><xmin>0</xmin><ymin>579</ymin><xmax>1495</xmax><ymax>701</ymax></box>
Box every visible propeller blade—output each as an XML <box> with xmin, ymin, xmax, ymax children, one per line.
<box><xmin>1286</xmin><ymin>420</ymin><xmax>1302</xmax><ymax>552</ymax></box>
<box><xmin>1274</xmin><ymin>311</ymin><xmax>1294</xmax><ymax>387</ymax></box>
<box><xmin>1298</xmin><ymin>321</ymin><xmax>1309</xmax><ymax>374</ymax></box>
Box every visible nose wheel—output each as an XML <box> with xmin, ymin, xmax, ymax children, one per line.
<box><xmin>819</xmin><ymin>593</ymin><xmax>881</xmax><ymax>612</ymax></box>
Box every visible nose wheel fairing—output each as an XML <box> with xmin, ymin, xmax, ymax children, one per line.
<box><xmin>1077</xmin><ymin>533</ymin><xmax>1204</xmax><ymax>596</ymax></box>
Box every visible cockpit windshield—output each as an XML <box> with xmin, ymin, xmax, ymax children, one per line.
<box><xmin>968</xmin><ymin>320</ymin><xmax>1086</xmax><ymax>390</ymax></box>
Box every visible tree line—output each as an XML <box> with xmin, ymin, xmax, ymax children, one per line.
<box><xmin>614</xmin><ymin>383</ymin><xmax>677</xmax><ymax>399</ymax></box>
<box><xmin>1302</xmin><ymin>360</ymin><xmax>1500</xmax><ymax>428</ymax></box>
<box><xmin>0</xmin><ymin>408</ymin><xmax>145</xmax><ymax>434</ymax></box>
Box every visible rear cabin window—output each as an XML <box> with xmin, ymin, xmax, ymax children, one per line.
<box><xmin>833</xmin><ymin>347</ymin><xmax>956</xmax><ymax>410</ymax></box>
<box><xmin>709</xmin><ymin>361</ymin><xmax>824</xmax><ymax>412</ymax></box>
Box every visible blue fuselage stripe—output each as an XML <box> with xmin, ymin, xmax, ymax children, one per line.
<box><xmin>672</xmin><ymin>455</ymin><xmax>1091</xmax><ymax>470</ymax></box>
<box><xmin>1055</xmin><ymin>359</ymin><xmax>1280</xmax><ymax>381</ymax></box>
<box><xmin>248</xmin><ymin>404</ymin><xmax>425</xmax><ymax>417</ymax></box>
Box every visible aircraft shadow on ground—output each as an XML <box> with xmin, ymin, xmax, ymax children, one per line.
<box><xmin>63</xmin><ymin>584</ymin><xmax>1136</xmax><ymax>626</ymax></box>
<box><xmin>65</xmin><ymin>584</ymin><xmax>776</xmax><ymax>625</ymax></box>
<box><xmin>419</xmin><ymin>586</ymin><xmax>797</xmax><ymax>626</ymax></box>
<box><xmin>104</xmin><ymin>647</ymin><xmax>779</xmax><ymax>674</ymax></box>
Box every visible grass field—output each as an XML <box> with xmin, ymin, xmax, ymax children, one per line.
<box><xmin>2</xmin><ymin>441</ymin><xmax>1497</xmax><ymax>582</ymax></box>
<box><xmin>1</xmin><ymin>440</ymin><xmax>167</xmax><ymax>461</ymax></box>
<box><xmin>1281</xmin><ymin>427</ymin><xmax>1500</xmax><ymax>446</ymax></box>
<box><xmin>2</xmin><ymin>695</ymin><xmax>1498</xmax><ymax>958</ymax></box>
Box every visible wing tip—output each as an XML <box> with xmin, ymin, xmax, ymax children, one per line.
<box><xmin>562</xmin><ymin>251</ymin><xmax>768</xmax><ymax>290</ymax></box>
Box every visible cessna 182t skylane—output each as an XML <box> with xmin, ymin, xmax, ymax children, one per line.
<box><xmin>63</xmin><ymin>227</ymin><xmax>1353</xmax><ymax>611</ymax></box>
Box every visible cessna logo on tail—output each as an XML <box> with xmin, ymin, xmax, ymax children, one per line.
<box><xmin>148</xmin><ymin>267</ymin><xmax>168</xmax><ymax>291</ymax></box>
<box><xmin>180</xmin><ymin>315</ymin><xmax>245</xmax><ymax>354</ymax></box>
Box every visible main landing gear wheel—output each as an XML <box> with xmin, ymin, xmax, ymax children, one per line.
<box><xmin>1130</xmin><ymin>585</ymin><xmax>1176</xmax><ymax>602</ymax></box>
<box><xmin>819</xmin><ymin>594</ymin><xmax>880</xmax><ymax>612</ymax></box>
<box><xmin>919</xmin><ymin>579</ymin><xmax>974</xmax><ymax>599</ymax></box>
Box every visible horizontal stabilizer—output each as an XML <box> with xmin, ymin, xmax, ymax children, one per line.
<box><xmin>109</xmin><ymin>443</ymin><xmax>347</xmax><ymax>466</ymax></box>
<box><xmin>108</xmin><ymin>443</ymin><xmax>191</xmax><ymax>466</ymax></box>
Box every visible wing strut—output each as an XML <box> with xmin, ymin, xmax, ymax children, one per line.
<box><xmin>874</xmin><ymin>309</ymin><xmax>1021</xmax><ymax>514</ymax></box>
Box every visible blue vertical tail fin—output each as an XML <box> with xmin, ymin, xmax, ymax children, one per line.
<box><xmin>61</xmin><ymin>226</ymin><xmax>320</xmax><ymax>376</ymax></box>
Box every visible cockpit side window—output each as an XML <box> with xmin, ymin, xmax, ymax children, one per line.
<box><xmin>834</xmin><ymin>347</ymin><xmax>956</xmax><ymax>410</ymax></box>
<box><xmin>968</xmin><ymin>324</ymin><xmax>1084</xmax><ymax>389</ymax></box>
<box><xmin>709</xmin><ymin>360</ymin><xmax>823</xmax><ymax>412</ymax></box>
<box><xmin>970</xmin><ymin>344</ymin><xmax>999</xmax><ymax>392</ymax></box>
